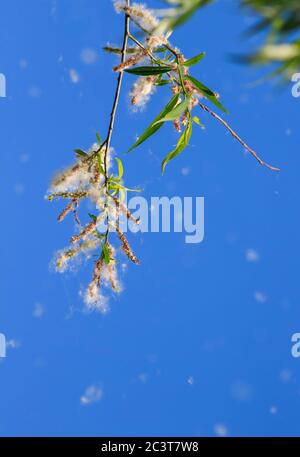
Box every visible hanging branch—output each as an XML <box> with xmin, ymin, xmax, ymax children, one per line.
<box><xmin>47</xmin><ymin>0</ymin><xmax>280</xmax><ymax>314</ymax></box>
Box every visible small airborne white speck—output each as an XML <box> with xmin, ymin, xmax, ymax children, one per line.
<box><xmin>28</xmin><ymin>87</ymin><xmax>42</xmax><ymax>98</ymax></box>
<box><xmin>181</xmin><ymin>167</ymin><xmax>190</xmax><ymax>176</ymax></box>
<box><xmin>80</xmin><ymin>385</ymin><xmax>102</xmax><ymax>405</ymax></box>
<box><xmin>69</xmin><ymin>69</ymin><xmax>80</xmax><ymax>84</ymax></box>
<box><xmin>13</xmin><ymin>183</ymin><xmax>25</xmax><ymax>194</ymax></box>
<box><xmin>19</xmin><ymin>59</ymin><xmax>28</xmax><ymax>69</ymax></box>
<box><xmin>6</xmin><ymin>339</ymin><xmax>21</xmax><ymax>349</ymax></box>
<box><xmin>270</xmin><ymin>406</ymin><xmax>278</xmax><ymax>415</ymax></box>
<box><xmin>33</xmin><ymin>303</ymin><xmax>45</xmax><ymax>318</ymax></box>
<box><xmin>214</xmin><ymin>423</ymin><xmax>228</xmax><ymax>437</ymax></box>
<box><xmin>20</xmin><ymin>153</ymin><xmax>30</xmax><ymax>163</ymax></box>
<box><xmin>279</xmin><ymin>369</ymin><xmax>292</xmax><ymax>383</ymax></box>
<box><xmin>80</xmin><ymin>48</ymin><xmax>98</xmax><ymax>65</ymax></box>
<box><xmin>254</xmin><ymin>291</ymin><xmax>267</xmax><ymax>303</ymax></box>
<box><xmin>245</xmin><ymin>249</ymin><xmax>260</xmax><ymax>263</ymax></box>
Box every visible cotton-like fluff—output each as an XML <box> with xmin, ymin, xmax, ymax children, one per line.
<box><xmin>54</xmin><ymin>238</ymin><xmax>100</xmax><ymax>273</ymax></box>
<box><xmin>114</xmin><ymin>2</ymin><xmax>159</xmax><ymax>33</ymax></box>
<box><xmin>50</xmin><ymin>143</ymin><xmax>102</xmax><ymax>194</ymax></box>
<box><xmin>130</xmin><ymin>75</ymin><xmax>157</xmax><ymax>109</ymax></box>
<box><xmin>102</xmin><ymin>245</ymin><xmax>122</xmax><ymax>292</ymax></box>
<box><xmin>84</xmin><ymin>282</ymin><xmax>110</xmax><ymax>314</ymax></box>
<box><xmin>146</xmin><ymin>35</ymin><xmax>167</xmax><ymax>50</ymax></box>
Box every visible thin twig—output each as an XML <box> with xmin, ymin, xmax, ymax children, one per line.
<box><xmin>198</xmin><ymin>101</ymin><xmax>280</xmax><ymax>171</ymax></box>
<box><xmin>102</xmin><ymin>0</ymin><xmax>130</xmax><ymax>245</ymax></box>
<box><xmin>103</xmin><ymin>0</ymin><xmax>130</xmax><ymax>183</ymax></box>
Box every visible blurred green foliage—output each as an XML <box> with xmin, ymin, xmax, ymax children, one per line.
<box><xmin>241</xmin><ymin>0</ymin><xmax>300</xmax><ymax>78</ymax></box>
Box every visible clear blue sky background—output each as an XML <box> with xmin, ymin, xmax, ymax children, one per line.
<box><xmin>0</xmin><ymin>0</ymin><xmax>299</xmax><ymax>437</ymax></box>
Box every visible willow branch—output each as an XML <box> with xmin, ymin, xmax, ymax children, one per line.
<box><xmin>96</xmin><ymin>0</ymin><xmax>130</xmax><ymax>246</ymax></box>
<box><xmin>104</xmin><ymin>0</ymin><xmax>130</xmax><ymax>183</ymax></box>
<box><xmin>198</xmin><ymin>101</ymin><xmax>280</xmax><ymax>171</ymax></box>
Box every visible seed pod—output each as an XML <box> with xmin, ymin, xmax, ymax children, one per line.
<box><xmin>116</xmin><ymin>226</ymin><xmax>140</xmax><ymax>265</ymax></box>
<box><xmin>57</xmin><ymin>201</ymin><xmax>74</xmax><ymax>222</ymax></box>
<box><xmin>70</xmin><ymin>219</ymin><xmax>97</xmax><ymax>244</ymax></box>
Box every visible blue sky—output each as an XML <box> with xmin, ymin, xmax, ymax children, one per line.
<box><xmin>0</xmin><ymin>0</ymin><xmax>300</xmax><ymax>437</ymax></box>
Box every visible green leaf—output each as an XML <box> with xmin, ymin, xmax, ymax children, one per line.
<box><xmin>88</xmin><ymin>213</ymin><xmax>97</xmax><ymax>223</ymax></box>
<box><xmin>127</xmin><ymin>93</ymin><xmax>180</xmax><ymax>153</ymax></box>
<box><xmin>97</xmin><ymin>154</ymin><xmax>105</xmax><ymax>175</ymax></box>
<box><xmin>109</xmin><ymin>182</ymin><xmax>142</xmax><ymax>193</ymax></box>
<box><xmin>153</xmin><ymin>46</ymin><xmax>168</xmax><ymax>54</ymax></box>
<box><xmin>155</xmin><ymin>79</ymin><xmax>170</xmax><ymax>86</ymax></box>
<box><xmin>166</xmin><ymin>1</ymin><xmax>206</xmax><ymax>30</ymax></box>
<box><xmin>115</xmin><ymin>157</ymin><xmax>124</xmax><ymax>179</ymax></box>
<box><xmin>125</xmin><ymin>66</ymin><xmax>173</xmax><ymax>76</ymax></box>
<box><xmin>96</xmin><ymin>132</ymin><xmax>102</xmax><ymax>145</ymax></box>
<box><xmin>119</xmin><ymin>188</ymin><xmax>125</xmax><ymax>202</ymax></box>
<box><xmin>102</xmin><ymin>243</ymin><xmax>110</xmax><ymax>265</ymax></box>
<box><xmin>74</xmin><ymin>148</ymin><xmax>88</xmax><ymax>158</ymax></box>
<box><xmin>192</xmin><ymin>116</ymin><xmax>204</xmax><ymax>127</ymax></box>
<box><xmin>187</xmin><ymin>75</ymin><xmax>229</xmax><ymax>114</ymax></box>
<box><xmin>183</xmin><ymin>52</ymin><xmax>206</xmax><ymax>67</ymax></box>
<box><xmin>153</xmin><ymin>96</ymin><xmax>190</xmax><ymax>125</ymax></box>
<box><xmin>162</xmin><ymin>117</ymin><xmax>193</xmax><ymax>173</ymax></box>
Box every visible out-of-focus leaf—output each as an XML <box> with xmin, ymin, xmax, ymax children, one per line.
<box><xmin>96</xmin><ymin>132</ymin><xmax>102</xmax><ymax>145</ymax></box>
<box><xmin>161</xmin><ymin>0</ymin><xmax>214</xmax><ymax>31</ymax></box>
<box><xmin>88</xmin><ymin>213</ymin><xmax>97</xmax><ymax>223</ymax></box>
<box><xmin>192</xmin><ymin>115</ymin><xmax>204</xmax><ymax>127</ymax></box>
<box><xmin>155</xmin><ymin>79</ymin><xmax>170</xmax><ymax>86</ymax></box>
<box><xmin>74</xmin><ymin>148</ymin><xmax>88</xmax><ymax>158</ymax></box>
<box><xmin>240</xmin><ymin>0</ymin><xmax>300</xmax><ymax>80</ymax></box>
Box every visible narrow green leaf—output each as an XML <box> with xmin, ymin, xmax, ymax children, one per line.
<box><xmin>155</xmin><ymin>79</ymin><xmax>170</xmax><ymax>86</ymax></box>
<box><xmin>88</xmin><ymin>213</ymin><xmax>97</xmax><ymax>223</ymax></box>
<box><xmin>74</xmin><ymin>148</ymin><xmax>88</xmax><ymax>158</ymax></box>
<box><xmin>125</xmin><ymin>66</ymin><xmax>173</xmax><ymax>76</ymax></box>
<box><xmin>127</xmin><ymin>93</ymin><xmax>180</xmax><ymax>153</ymax></box>
<box><xmin>162</xmin><ymin>118</ymin><xmax>193</xmax><ymax>173</ymax></box>
<box><xmin>102</xmin><ymin>243</ymin><xmax>110</xmax><ymax>265</ymax></box>
<box><xmin>109</xmin><ymin>183</ymin><xmax>121</xmax><ymax>191</ymax></box>
<box><xmin>187</xmin><ymin>75</ymin><xmax>229</xmax><ymax>114</ymax></box>
<box><xmin>119</xmin><ymin>188</ymin><xmax>125</xmax><ymax>202</ymax></box>
<box><xmin>153</xmin><ymin>96</ymin><xmax>190</xmax><ymax>125</ymax></box>
<box><xmin>109</xmin><ymin>183</ymin><xmax>142</xmax><ymax>193</ymax></box>
<box><xmin>153</xmin><ymin>46</ymin><xmax>168</xmax><ymax>53</ymax></box>
<box><xmin>97</xmin><ymin>154</ymin><xmax>105</xmax><ymax>175</ymax></box>
<box><xmin>192</xmin><ymin>115</ymin><xmax>204</xmax><ymax>127</ymax></box>
<box><xmin>96</xmin><ymin>132</ymin><xmax>102</xmax><ymax>145</ymax></box>
<box><xmin>167</xmin><ymin>2</ymin><xmax>204</xmax><ymax>29</ymax></box>
<box><xmin>115</xmin><ymin>157</ymin><xmax>124</xmax><ymax>179</ymax></box>
<box><xmin>187</xmin><ymin>75</ymin><xmax>214</xmax><ymax>95</ymax></box>
<box><xmin>183</xmin><ymin>52</ymin><xmax>206</xmax><ymax>67</ymax></box>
